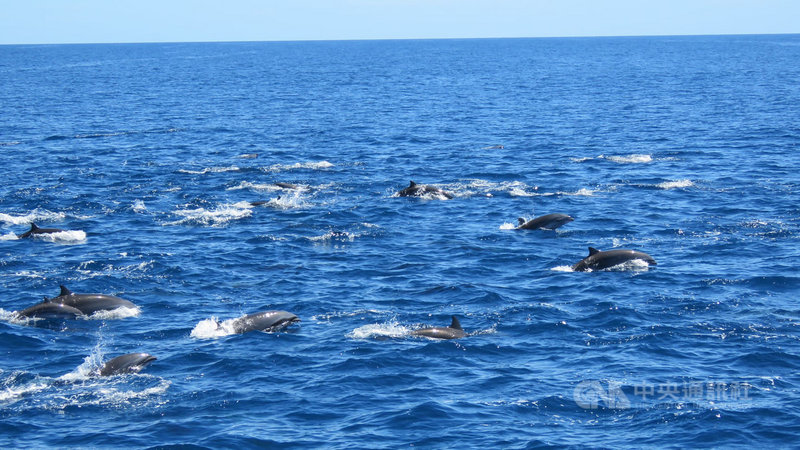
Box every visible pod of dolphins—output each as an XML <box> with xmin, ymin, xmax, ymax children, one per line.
<box><xmin>8</xmin><ymin>179</ymin><xmax>657</xmax><ymax>375</ymax></box>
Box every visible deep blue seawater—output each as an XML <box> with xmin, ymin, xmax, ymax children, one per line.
<box><xmin>2</xmin><ymin>35</ymin><xmax>800</xmax><ymax>448</ymax></box>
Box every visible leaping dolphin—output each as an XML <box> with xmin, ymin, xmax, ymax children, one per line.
<box><xmin>17</xmin><ymin>223</ymin><xmax>65</xmax><ymax>238</ymax></box>
<box><xmin>411</xmin><ymin>316</ymin><xmax>467</xmax><ymax>340</ymax></box>
<box><xmin>397</xmin><ymin>181</ymin><xmax>454</xmax><ymax>199</ymax></box>
<box><xmin>572</xmin><ymin>247</ymin><xmax>657</xmax><ymax>272</ymax></box>
<box><xmin>516</xmin><ymin>213</ymin><xmax>574</xmax><ymax>230</ymax></box>
<box><xmin>45</xmin><ymin>285</ymin><xmax>137</xmax><ymax>315</ymax></box>
<box><xmin>230</xmin><ymin>310</ymin><xmax>300</xmax><ymax>334</ymax></box>
<box><xmin>98</xmin><ymin>353</ymin><xmax>157</xmax><ymax>376</ymax></box>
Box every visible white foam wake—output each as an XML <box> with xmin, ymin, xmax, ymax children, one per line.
<box><xmin>3</xmin><ymin>229</ymin><xmax>88</xmax><ymax>243</ymax></box>
<box><xmin>266</xmin><ymin>161</ymin><xmax>334</xmax><ymax>172</ymax></box>
<box><xmin>178</xmin><ymin>165</ymin><xmax>240</xmax><ymax>174</ymax></box>
<box><xmin>551</xmin><ymin>259</ymin><xmax>652</xmax><ymax>273</ymax></box>
<box><xmin>165</xmin><ymin>202</ymin><xmax>253</xmax><ymax>227</ymax></box>
<box><xmin>572</xmin><ymin>154</ymin><xmax>653</xmax><ymax>164</ymax></box>
<box><xmin>0</xmin><ymin>209</ymin><xmax>67</xmax><ymax>226</ymax></box>
<box><xmin>656</xmin><ymin>179</ymin><xmax>694</xmax><ymax>189</ymax></box>
<box><xmin>32</xmin><ymin>230</ymin><xmax>87</xmax><ymax>244</ymax></box>
<box><xmin>603</xmin><ymin>154</ymin><xmax>653</xmax><ymax>163</ymax></box>
<box><xmin>347</xmin><ymin>322</ymin><xmax>411</xmax><ymax>339</ymax></box>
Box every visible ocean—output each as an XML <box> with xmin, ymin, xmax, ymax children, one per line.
<box><xmin>1</xmin><ymin>35</ymin><xmax>799</xmax><ymax>448</ymax></box>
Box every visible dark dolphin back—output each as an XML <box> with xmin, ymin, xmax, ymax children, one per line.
<box><xmin>15</xmin><ymin>302</ymin><xmax>85</xmax><ymax>320</ymax></box>
<box><xmin>17</xmin><ymin>223</ymin><xmax>37</xmax><ymax>238</ymax></box>
<box><xmin>17</xmin><ymin>223</ymin><xmax>40</xmax><ymax>238</ymax></box>
<box><xmin>231</xmin><ymin>310</ymin><xmax>300</xmax><ymax>334</ymax></box>
<box><xmin>397</xmin><ymin>181</ymin><xmax>453</xmax><ymax>199</ymax></box>
<box><xmin>59</xmin><ymin>295</ymin><xmax>136</xmax><ymax>315</ymax></box>
<box><xmin>17</xmin><ymin>223</ymin><xmax>64</xmax><ymax>238</ymax></box>
<box><xmin>99</xmin><ymin>353</ymin><xmax>157</xmax><ymax>376</ymax></box>
<box><xmin>411</xmin><ymin>316</ymin><xmax>467</xmax><ymax>339</ymax></box>
<box><xmin>517</xmin><ymin>213</ymin><xmax>574</xmax><ymax>230</ymax></box>
<box><xmin>397</xmin><ymin>181</ymin><xmax>419</xmax><ymax>197</ymax></box>
<box><xmin>573</xmin><ymin>247</ymin><xmax>656</xmax><ymax>271</ymax></box>
<box><xmin>51</xmin><ymin>285</ymin><xmax>137</xmax><ymax>315</ymax></box>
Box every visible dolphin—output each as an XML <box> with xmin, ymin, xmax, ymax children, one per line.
<box><xmin>98</xmin><ymin>353</ymin><xmax>157</xmax><ymax>376</ymax></box>
<box><xmin>45</xmin><ymin>285</ymin><xmax>137</xmax><ymax>315</ymax></box>
<box><xmin>13</xmin><ymin>301</ymin><xmax>85</xmax><ymax>320</ymax></box>
<box><xmin>571</xmin><ymin>247</ymin><xmax>657</xmax><ymax>272</ymax></box>
<box><xmin>411</xmin><ymin>316</ymin><xmax>467</xmax><ymax>340</ymax></box>
<box><xmin>397</xmin><ymin>181</ymin><xmax>454</xmax><ymax>199</ymax></box>
<box><xmin>516</xmin><ymin>213</ymin><xmax>574</xmax><ymax>230</ymax></box>
<box><xmin>250</xmin><ymin>196</ymin><xmax>281</xmax><ymax>207</ymax></box>
<box><xmin>230</xmin><ymin>310</ymin><xmax>300</xmax><ymax>334</ymax></box>
<box><xmin>272</xmin><ymin>182</ymin><xmax>302</xmax><ymax>190</ymax></box>
<box><xmin>17</xmin><ymin>223</ymin><xmax>65</xmax><ymax>238</ymax></box>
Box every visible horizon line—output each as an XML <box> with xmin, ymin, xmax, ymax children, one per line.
<box><xmin>2</xmin><ymin>31</ymin><xmax>798</xmax><ymax>47</ymax></box>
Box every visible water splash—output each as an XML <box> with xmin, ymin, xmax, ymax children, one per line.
<box><xmin>88</xmin><ymin>306</ymin><xmax>141</xmax><ymax>320</ymax></box>
<box><xmin>0</xmin><ymin>210</ymin><xmax>67</xmax><ymax>226</ymax></box>
<box><xmin>178</xmin><ymin>165</ymin><xmax>240</xmax><ymax>175</ymax></box>
<box><xmin>165</xmin><ymin>202</ymin><xmax>253</xmax><ymax>227</ymax></box>
<box><xmin>132</xmin><ymin>200</ymin><xmax>147</xmax><ymax>212</ymax></box>
<box><xmin>266</xmin><ymin>160</ymin><xmax>334</xmax><ymax>172</ymax></box>
<box><xmin>347</xmin><ymin>322</ymin><xmax>411</xmax><ymax>340</ymax></box>
<box><xmin>308</xmin><ymin>230</ymin><xmax>357</xmax><ymax>243</ymax></box>
<box><xmin>31</xmin><ymin>230</ymin><xmax>87</xmax><ymax>244</ymax></box>
<box><xmin>603</xmin><ymin>154</ymin><xmax>653</xmax><ymax>163</ymax></box>
<box><xmin>190</xmin><ymin>317</ymin><xmax>228</xmax><ymax>339</ymax></box>
<box><xmin>59</xmin><ymin>345</ymin><xmax>105</xmax><ymax>382</ymax></box>
<box><xmin>656</xmin><ymin>179</ymin><xmax>694</xmax><ymax>189</ymax></box>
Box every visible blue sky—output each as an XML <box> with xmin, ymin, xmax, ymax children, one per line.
<box><xmin>1</xmin><ymin>0</ymin><xmax>797</xmax><ymax>45</ymax></box>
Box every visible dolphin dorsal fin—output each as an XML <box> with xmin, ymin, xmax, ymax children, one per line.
<box><xmin>588</xmin><ymin>247</ymin><xmax>600</xmax><ymax>256</ymax></box>
<box><xmin>30</xmin><ymin>223</ymin><xmax>40</xmax><ymax>231</ymax></box>
<box><xmin>450</xmin><ymin>316</ymin><xmax>462</xmax><ymax>330</ymax></box>
<box><xmin>518</xmin><ymin>218</ymin><xmax>526</xmax><ymax>225</ymax></box>
<box><xmin>59</xmin><ymin>285</ymin><xmax>73</xmax><ymax>296</ymax></box>
<box><xmin>409</xmin><ymin>181</ymin><xmax>416</xmax><ymax>187</ymax></box>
